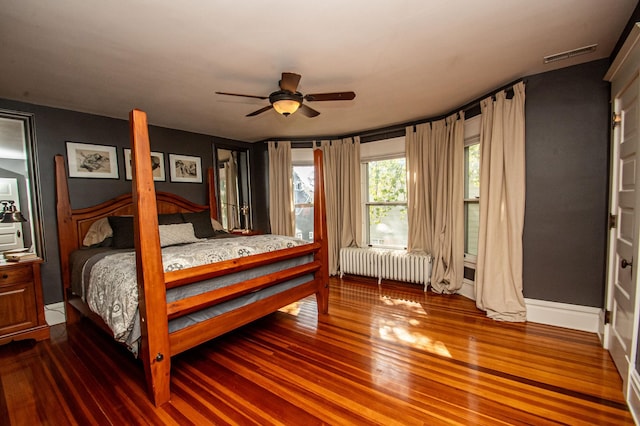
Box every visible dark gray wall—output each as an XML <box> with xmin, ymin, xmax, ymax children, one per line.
<box><xmin>523</xmin><ymin>59</ymin><xmax>610</xmax><ymax>307</ymax></box>
<box><xmin>0</xmin><ymin>99</ymin><xmax>262</xmax><ymax>304</ymax></box>
<box><xmin>251</xmin><ymin>142</ymin><xmax>270</xmax><ymax>233</ymax></box>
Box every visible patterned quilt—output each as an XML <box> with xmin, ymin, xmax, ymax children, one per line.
<box><xmin>86</xmin><ymin>234</ymin><xmax>308</xmax><ymax>345</ymax></box>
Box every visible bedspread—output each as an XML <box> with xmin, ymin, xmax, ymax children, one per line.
<box><xmin>86</xmin><ymin>235</ymin><xmax>308</xmax><ymax>345</ymax></box>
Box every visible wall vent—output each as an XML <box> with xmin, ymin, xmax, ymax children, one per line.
<box><xmin>543</xmin><ymin>44</ymin><xmax>598</xmax><ymax>64</ymax></box>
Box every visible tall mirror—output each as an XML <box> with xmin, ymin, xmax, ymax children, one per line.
<box><xmin>0</xmin><ymin>109</ymin><xmax>45</xmax><ymax>257</ymax></box>
<box><xmin>216</xmin><ymin>147</ymin><xmax>251</xmax><ymax>231</ymax></box>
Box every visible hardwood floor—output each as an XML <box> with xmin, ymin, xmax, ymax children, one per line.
<box><xmin>0</xmin><ymin>276</ymin><xmax>634</xmax><ymax>425</ymax></box>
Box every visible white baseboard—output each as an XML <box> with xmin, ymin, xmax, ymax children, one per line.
<box><xmin>524</xmin><ymin>298</ymin><xmax>601</xmax><ymax>332</ymax></box>
<box><xmin>630</xmin><ymin>369</ymin><xmax>640</xmax><ymax>425</ymax></box>
<box><xmin>45</xmin><ymin>302</ymin><xmax>66</xmax><ymax>325</ymax></box>
<box><xmin>457</xmin><ymin>283</ymin><xmax>601</xmax><ymax>333</ymax></box>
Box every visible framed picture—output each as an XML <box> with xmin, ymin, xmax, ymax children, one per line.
<box><xmin>123</xmin><ymin>149</ymin><xmax>165</xmax><ymax>181</ymax></box>
<box><xmin>169</xmin><ymin>154</ymin><xmax>202</xmax><ymax>183</ymax></box>
<box><xmin>66</xmin><ymin>142</ymin><xmax>119</xmax><ymax>179</ymax></box>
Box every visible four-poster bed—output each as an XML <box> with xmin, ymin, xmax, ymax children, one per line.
<box><xmin>55</xmin><ymin>109</ymin><xmax>329</xmax><ymax>406</ymax></box>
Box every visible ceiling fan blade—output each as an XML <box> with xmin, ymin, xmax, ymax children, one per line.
<box><xmin>216</xmin><ymin>91</ymin><xmax>268</xmax><ymax>100</ymax></box>
<box><xmin>246</xmin><ymin>105</ymin><xmax>273</xmax><ymax>117</ymax></box>
<box><xmin>280</xmin><ymin>72</ymin><xmax>301</xmax><ymax>93</ymax></box>
<box><xmin>304</xmin><ymin>91</ymin><xmax>356</xmax><ymax>102</ymax></box>
<box><xmin>298</xmin><ymin>104</ymin><xmax>320</xmax><ymax>118</ymax></box>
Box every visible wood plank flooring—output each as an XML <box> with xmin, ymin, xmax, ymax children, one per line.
<box><xmin>0</xmin><ymin>276</ymin><xmax>634</xmax><ymax>425</ymax></box>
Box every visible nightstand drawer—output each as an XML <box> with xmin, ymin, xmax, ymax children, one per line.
<box><xmin>0</xmin><ymin>260</ymin><xmax>49</xmax><ymax>345</ymax></box>
<box><xmin>0</xmin><ymin>282</ymin><xmax>37</xmax><ymax>333</ymax></box>
<box><xmin>0</xmin><ymin>264</ymin><xmax>34</xmax><ymax>286</ymax></box>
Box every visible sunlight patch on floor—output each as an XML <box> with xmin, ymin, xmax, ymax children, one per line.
<box><xmin>377</xmin><ymin>318</ymin><xmax>452</xmax><ymax>358</ymax></box>
<box><xmin>278</xmin><ymin>302</ymin><xmax>301</xmax><ymax>316</ymax></box>
<box><xmin>379</xmin><ymin>294</ymin><xmax>426</xmax><ymax>315</ymax></box>
<box><xmin>375</xmin><ymin>294</ymin><xmax>452</xmax><ymax>357</ymax></box>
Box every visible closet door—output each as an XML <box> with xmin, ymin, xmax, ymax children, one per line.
<box><xmin>605</xmin><ymin>22</ymin><xmax>640</xmax><ymax>415</ymax></box>
<box><xmin>608</xmin><ymin>74</ymin><xmax>639</xmax><ymax>391</ymax></box>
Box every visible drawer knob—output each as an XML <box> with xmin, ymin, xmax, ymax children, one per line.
<box><xmin>1</xmin><ymin>274</ymin><xmax>7</xmax><ymax>279</ymax></box>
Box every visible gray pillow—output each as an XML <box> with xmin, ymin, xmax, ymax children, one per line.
<box><xmin>182</xmin><ymin>210</ymin><xmax>216</xmax><ymax>238</ymax></box>
<box><xmin>108</xmin><ymin>216</ymin><xmax>135</xmax><ymax>249</ymax></box>
<box><xmin>158</xmin><ymin>213</ymin><xmax>185</xmax><ymax>225</ymax></box>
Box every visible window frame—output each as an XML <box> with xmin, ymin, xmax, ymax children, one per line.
<box><xmin>292</xmin><ymin>149</ymin><xmax>315</xmax><ymax>242</ymax></box>
<box><xmin>463</xmin><ymin>133</ymin><xmax>480</xmax><ymax>263</ymax></box>
<box><xmin>361</xmin><ymin>154</ymin><xmax>408</xmax><ymax>249</ymax></box>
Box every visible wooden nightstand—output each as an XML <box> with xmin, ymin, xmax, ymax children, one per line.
<box><xmin>0</xmin><ymin>259</ymin><xmax>49</xmax><ymax>345</ymax></box>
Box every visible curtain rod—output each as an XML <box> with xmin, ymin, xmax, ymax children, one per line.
<box><xmin>264</xmin><ymin>78</ymin><xmax>524</xmax><ymax>145</ymax></box>
<box><xmin>457</xmin><ymin>78</ymin><xmax>522</xmax><ymax>115</ymax></box>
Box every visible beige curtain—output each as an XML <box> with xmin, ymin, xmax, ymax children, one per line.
<box><xmin>406</xmin><ymin>122</ymin><xmax>432</xmax><ymax>254</ymax></box>
<box><xmin>315</xmin><ymin>137</ymin><xmax>361</xmax><ymax>275</ymax></box>
<box><xmin>475</xmin><ymin>81</ymin><xmax>527</xmax><ymax>322</ymax></box>
<box><xmin>268</xmin><ymin>141</ymin><xmax>295</xmax><ymax>236</ymax></box>
<box><xmin>405</xmin><ymin>113</ymin><xmax>464</xmax><ymax>294</ymax></box>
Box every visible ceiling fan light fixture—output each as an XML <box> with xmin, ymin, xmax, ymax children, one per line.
<box><xmin>273</xmin><ymin>99</ymin><xmax>300</xmax><ymax>116</ymax></box>
<box><xmin>270</xmin><ymin>91</ymin><xmax>303</xmax><ymax>116</ymax></box>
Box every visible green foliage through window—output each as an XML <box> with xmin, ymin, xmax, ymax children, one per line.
<box><xmin>366</xmin><ymin>158</ymin><xmax>407</xmax><ymax>248</ymax></box>
<box><xmin>368</xmin><ymin>158</ymin><xmax>407</xmax><ymax>202</ymax></box>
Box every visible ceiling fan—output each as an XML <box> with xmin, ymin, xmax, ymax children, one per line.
<box><xmin>216</xmin><ymin>72</ymin><xmax>356</xmax><ymax>118</ymax></box>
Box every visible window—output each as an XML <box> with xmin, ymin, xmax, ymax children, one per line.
<box><xmin>293</xmin><ymin>165</ymin><xmax>314</xmax><ymax>242</ymax></box>
<box><xmin>464</xmin><ymin>137</ymin><xmax>480</xmax><ymax>259</ymax></box>
<box><xmin>363</xmin><ymin>157</ymin><xmax>408</xmax><ymax>248</ymax></box>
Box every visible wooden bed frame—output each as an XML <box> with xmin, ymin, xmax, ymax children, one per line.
<box><xmin>55</xmin><ymin>109</ymin><xmax>329</xmax><ymax>406</ymax></box>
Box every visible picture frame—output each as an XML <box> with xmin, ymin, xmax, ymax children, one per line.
<box><xmin>169</xmin><ymin>154</ymin><xmax>202</xmax><ymax>183</ymax></box>
<box><xmin>123</xmin><ymin>149</ymin><xmax>165</xmax><ymax>181</ymax></box>
<box><xmin>66</xmin><ymin>142</ymin><xmax>119</xmax><ymax>179</ymax></box>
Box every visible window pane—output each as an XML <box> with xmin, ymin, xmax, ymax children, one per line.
<box><xmin>293</xmin><ymin>166</ymin><xmax>314</xmax><ymax>241</ymax></box>
<box><xmin>294</xmin><ymin>206</ymin><xmax>314</xmax><ymax>242</ymax></box>
<box><xmin>219</xmin><ymin>176</ymin><xmax>228</xmax><ymax>229</ymax></box>
<box><xmin>465</xmin><ymin>144</ymin><xmax>480</xmax><ymax>199</ymax></box>
<box><xmin>465</xmin><ymin>201</ymin><xmax>479</xmax><ymax>256</ymax></box>
<box><xmin>293</xmin><ymin>166</ymin><xmax>314</xmax><ymax>202</ymax></box>
<box><xmin>368</xmin><ymin>205</ymin><xmax>407</xmax><ymax>248</ymax></box>
<box><xmin>367</xmin><ymin>158</ymin><xmax>406</xmax><ymax>202</ymax></box>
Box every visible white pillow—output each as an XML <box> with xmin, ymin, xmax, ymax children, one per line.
<box><xmin>83</xmin><ymin>217</ymin><xmax>113</xmax><ymax>246</ymax></box>
<box><xmin>158</xmin><ymin>223</ymin><xmax>202</xmax><ymax>247</ymax></box>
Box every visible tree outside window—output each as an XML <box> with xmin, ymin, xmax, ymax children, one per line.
<box><xmin>365</xmin><ymin>158</ymin><xmax>407</xmax><ymax>248</ymax></box>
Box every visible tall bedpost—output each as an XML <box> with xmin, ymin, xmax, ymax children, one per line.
<box><xmin>313</xmin><ymin>149</ymin><xmax>329</xmax><ymax>314</ymax></box>
<box><xmin>54</xmin><ymin>154</ymin><xmax>81</xmax><ymax>324</ymax></box>
<box><xmin>129</xmin><ymin>109</ymin><xmax>171</xmax><ymax>406</ymax></box>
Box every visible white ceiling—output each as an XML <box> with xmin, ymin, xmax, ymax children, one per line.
<box><xmin>0</xmin><ymin>1</ymin><xmax>637</xmax><ymax>142</ymax></box>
